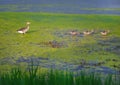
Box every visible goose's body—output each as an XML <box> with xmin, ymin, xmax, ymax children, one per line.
<box><xmin>100</xmin><ymin>30</ymin><xmax>110</xmax><ymax>36</ymax></box>
<box><xmin>17</xmin><ymin>22</ymin><xmax>30</xmax><ymax>34</ymax></box>
<box><xmin>17</xmin><ymin>26</ymin><xmax>29</xmax><ymax>34</ymax></box>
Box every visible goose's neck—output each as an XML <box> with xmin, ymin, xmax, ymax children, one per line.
<box><xmin>27</xmin><ymin>25</ymin><xmax>30</xmax><ymax>29</ymax></box>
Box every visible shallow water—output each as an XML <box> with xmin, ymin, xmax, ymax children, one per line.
<box><xmin>0</xmin><ymin>0</ymin><xmax>120</xmax><ymax>14</ymax></box>
<box><xmin>0</xmin><ymin>56</ymin><xmax>119</xmax><ymax>74</ymax></box>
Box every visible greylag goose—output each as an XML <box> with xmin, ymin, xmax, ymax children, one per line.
<box><xmin>17</xmin><ymin>22</ymin><xmax>30</xmax><ymax>34</ymax></box>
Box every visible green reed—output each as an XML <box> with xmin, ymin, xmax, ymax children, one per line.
<box><xmin>0</xmin><ymin>65</ymin><xmax>119</xmax><ymax>85</ymax></box>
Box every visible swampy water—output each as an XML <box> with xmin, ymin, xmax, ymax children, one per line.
<box><xmin>0</xmin><ymin>0</ymin><xmax>120</xmax><ymax>74</ymax></box>
<box><xmin>0</xmin><ymin>29</ymin><xmax>120</xmax><ymax>74</ymax></box>
<box><xmin>0</xmin><ymin>0</ymin><xmax>120</xmax><ymax>14</ymax></box>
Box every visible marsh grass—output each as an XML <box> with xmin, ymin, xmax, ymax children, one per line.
<box><xmin>0</xmin><ymin>65</ymin><xmax>120</xmax><ymax>85</ymax></box>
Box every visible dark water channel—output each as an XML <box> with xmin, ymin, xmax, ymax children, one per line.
<box><xmin>0</xmin><ymin>0</ymin><xmax>120</xmax><ymax>15</ymax></box>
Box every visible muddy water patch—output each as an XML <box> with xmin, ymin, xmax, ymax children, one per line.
<box><xmin>98</xmin><ymin>37</ymin><xmax>120</xmax><ymax>46</ymax></box>
<box><xmin>98</xmin><ymin>37</ymin><xmax>120</xmax><ymax>55</ymax></box>
<box><xmin>0</xmin><ymin>56</ymin><xmax>119</xmax><ymax>74</ymax></box>
<box><xmin>73</xmin><ymin>36</ymin><xmax>120</xmax><ymax>55</ymax></box>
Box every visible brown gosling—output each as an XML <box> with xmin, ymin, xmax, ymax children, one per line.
<box><xmin>69</xmin><ymin>31</ymin><xmax>79</xmax><ymax>36</ymax></box>
<box><xmin>17</xmin><ymin>22</ymin><xmax>30</xmax><ymax>34</ymax></box>
<box><xmin>83</xmin><ymin>29</ymin><xmax>94</xmax><ymax>35</ymax></box>
<box><xmin>100</xmin><ymin>30</ymin><xmax>110</xmax><ymax>36</ymax></box>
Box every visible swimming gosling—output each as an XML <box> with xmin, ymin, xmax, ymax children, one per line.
<box><xmin>69</xmin><ymin>30</ymin><xmax>79</xmax><ymax>36</ymax></box>
<box><xmin>100</xmin><ymin>30</ymin><xmax>110</xmax><ymax>36</ymax></box>
<box><xmin>83</xmin><ymin>30</ymin><xmax>94</xmax><ymax>35</ymax></box>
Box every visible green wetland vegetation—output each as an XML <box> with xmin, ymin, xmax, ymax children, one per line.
<box><xmin>0</xmin><ymin>12</ymin><xmax>120</xmax><ymax>84</ymax></box>
<box><xmin>0</xmin><ymin>64</ymin><xmax>120</xmax><ymax>85</ymax></box>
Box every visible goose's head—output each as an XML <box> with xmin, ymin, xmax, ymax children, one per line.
<box><xmin>26</xmin><ymin>22</ymin><xmax>31</xmax><ymax>25</ymax></box>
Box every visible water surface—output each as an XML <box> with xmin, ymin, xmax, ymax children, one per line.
<box><xmin>0</xmin><ymin>0</ymin><xmax>120</xmax><ymax>14</ymax></box>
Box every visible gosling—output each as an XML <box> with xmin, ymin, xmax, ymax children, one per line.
<box><xmin>100</xmin><ymin>30</ymin><xmax>110</xmax><ymax>36</ymax></box>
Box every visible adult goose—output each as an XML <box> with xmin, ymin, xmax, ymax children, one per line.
<box><xmin>17</xmin><ymin>22</ymin><xmax>30</xmax><ymax>34</ymax></box>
